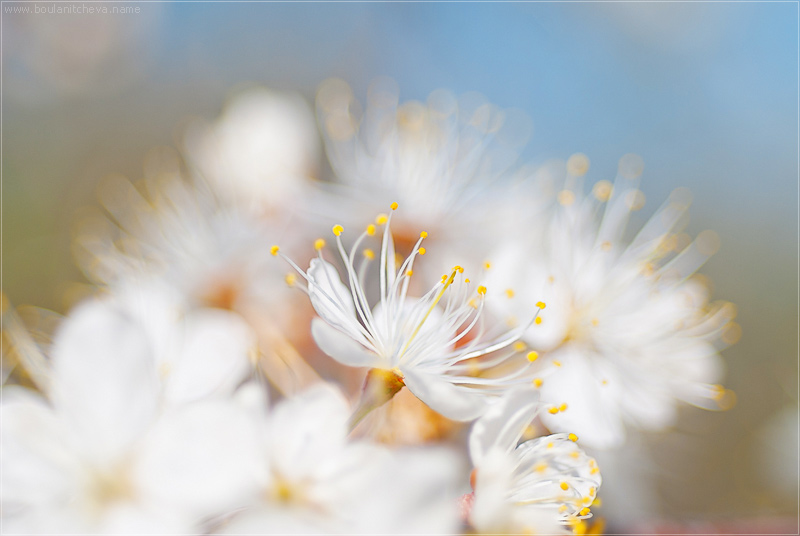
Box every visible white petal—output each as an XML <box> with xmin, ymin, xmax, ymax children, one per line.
<box><xmin>402</xmin><ymin>369</ymin><xmax>488</xmax><ymax>421</ymax></box>
<box><xmin>307</xmin><ymin>258</ymin><xmax>360</xmax><ymax>338</ymax></box>
<box><xmin>50</xmin><ymin>299</ymin><xmax>159</xmax><ymax>459</ymax></box>
<box><xmin>135</xmin><ymin>400</ymin><xmax>261</xmax><ymax>518</ymax></box>
<box><xmin>0</xmin><ymin>387</ymin><xmax>77</xmax><ymax>508</ymax></box>
<box><xmin>470</xmin><ymin>449</ymin><xmax>516</xmax><ymax>533</ymax></box>
<box><xmin>162</xmin><ymin>308</ymin><xmax>256</xmax><ymax>404</ymax></box>
<box><xmin>311</xmin><ymin>318</ymin><xmax>382</xmax><ymax>368</ymax></box>
<box><xmin>469</xmin><ymin>387</ymin><xmax>540</xmax><ymax>467</ymax></box>
<box><xmin>265</xmin><ymin>384</ymin><xmax>352</xmax><ymax>482</ymax></box>
<box><xmin>539</xmin><ymin>348</ymin><xmax>625</xmax><ymax>449</ymax></box>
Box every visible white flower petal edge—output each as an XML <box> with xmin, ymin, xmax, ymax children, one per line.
<box><xmin>272</xmin><ymin>207</ymin><xmax>543</xmax><ymax>421</ymax></box>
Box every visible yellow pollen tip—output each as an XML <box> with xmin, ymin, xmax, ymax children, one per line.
<box><xmin>406</xmin><ymin>269</ymin><xmax>413</xmax><ymax>277</ymax></box>
<box><xmin>390</xmin><ymin>202</ymin><xmax>398</xmax><ymax>210</ymax></box>
<box><xmin>418</xmin><ymin>247</ymin><xmax>426</xmax><ymax>255</ymax></box>
<box><xmin>484</xmin><ymin>261</ymin><xmax>492</xmax><ymax>270</ymax></box>
<box><xmin>285</xmin><ymin>273</ymin><xmax>296</xmax><ymax>287</ymax></box>
<box><xmin>570</xmin><ymin>451</ymin><xmax>580</xmax><ymax>459</ymax></box>
<box><xmin>535</xmin><ymin>317</ymin><xmax>543</xmax><ymax>325</ymax></box>
<box><xmin>505</xmin><ymin>288</ymin><xmax>515</xmax><ymax>298</ymax></box>
<box><xmin>548</xmin><ymin>407</ymin><xmax>559</xmax><ymax>415</ymax></box>
<box><xmin>547</xmin><ymin>442</ymin><xmax>554</xmax><ymax>449</ymax></box>
<box><xmin>363</xmin><ymin>248</ymin><xmax>375</xmax><ymax>260</ymax></box>
<box><xmin>553</xmin><ymin>360</ymin><xmax>562</xmax><ymax>367</ymax></box>
<box><xmin>441</xmin><ymin>275</ymin><xmax>448</xmax><ymax>282</ymax></box>
<box><xmin>270</xmin><ymin>245</ymin><xmax>280</xmax><ymax>256</ymax></box>
<box><xmin>314</xmin><ymin>238</ymin><xmax>326</xmax><ymax>250</ymax></box>
<box><xmin>533</xmin><ymin>377</ymin><xmax>543</xmax><ymax>388</ymax></box>
<box><xmin>559</xmin><ymin>504</ymin><xmax>568</xmax><ymax>513</ymax></box>
<box><xmin>366</xmin><ymin>224</ymin><xmax>376</xmax><ymax>236</ymax></box>
<box><xmin>464</xmin><ymin>278</ymin><xmax>470</xmax><ymax>283</ymax></box>
<box><xmin>375</xmin><ymin>214</ymin><xmax>388</xmax><ymax>225</ymax></box>
<box><xmin>560</xmin><ymin>482</ymin><xmax>569</xmax><ymax>491</ymax></box>
<box><xmin>420</xmin><ymin>231</ymin><xmax>428</xmax><ymax>238</ymax></box>
<box><xmin>534</xmin><ymin>462</ymin><xmax>548</xmax><ymax>473</ymax></box>
<box><xmin>580</xmin><ymin>507</ymin><xmax>591</xmax><ymax>517</ymax></box>
<box><xmin>559</xmin><ymin>403</ymin><xmax>568</xmax><ymax>412</ymax></box>
<box><xmin>513</xmin><ymin>341</ymin><xmax>527</xmax><ymax>352</ymax></box>
<box><xmin>536</xmin><ymin>301</ymin><xmax>546</xmax><ymax>309</ymax></box>
<box><xmin>591</xmin><ymin>467</ymin><xmax>600</xmax><ymax>475</ymax></box>
<box><xmin>591</xmin><ymin>318</ymin><xmax>599</xmax><ymax>326</ymax></box>
<box><xmin>568</xmin><ymin>433</ymin><xmax>578</xmax><ymax>442</ymax></box>
<box><xmin>332</xmin><ymin>224</ymin><xmax>344</xmax><ymax>236</ymax></box>
<box><xmin>477</xmin><ymin>285</ymin><xmax>487</xmax><ymax>295</ymax></box>
<box><xmin>527</xmin><ymin>351</ymin><xmax>539</xmax><ymax>362</ymax></box>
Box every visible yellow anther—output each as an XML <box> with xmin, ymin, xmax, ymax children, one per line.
<box><xmin>420</xmin><ymin>231</ymin><xmax>428</xmax><ymax>238</ymax></box>
<box><xmin>366</xmin><ymin>224</ymin><xmax>376</xmax><ymax>236</ymax></box>
<box><xmin>314</xmin><ymin>238</ymin><xmax>326</xmax><ymax>250</ymax></box>
<box><xmin>570</xmin><ymin>451</ymin><xmax>580</xmax><ymax>459</ymax></box>
<box><xmin>527</xmin><ymin>351</ymin><xmax>539</xmax><ymax>362</ymax></box>
<box><xmin>464</xmin><ymin>278</ymin><xmax>470</xmax><ymax>283</ymax></box>
<box><xmin>593</xmin><ymin>180</ymin><xmax>613</xmax><ymax>202</ymax></box>
<box><xmin>582</xmin><ymin>496</ymin><xmax>593</xmax><ymax>505</ymax></box>
<box><xmin>547</xmin><ymin>275</ymin><xmax>555</xmax><ymax>284</ymax></box>
<box><xmin>590</xmin><ymin>467</ymin><xmax>600</xmax><ymax>475</ymax></box>
<box><xmin>535</xmin><ymin>317</ymin><xmax>543</xmax><ymax>325</ymax></box>
<box><xmin>477</xmin><ymin>285</ymin><xmax>487</xmax><ymax>295</ymax></box>
<box><xmin>441</xmin><ymin>274</ymin><xmax>448</xmax><ymax>283</ymax></box>
<box><xmin>592</xmin><ymin>498</ymin><xmax>602</xmax><ymax>507</ymax></box>
<box><xmin>560</xmin><ymin>482</ymin><xmax>570</xmax><ymax>491</ymax></box>
<box><xmin>591</xmin><ymin>318</ymin><xmax>599</xmax><ymax>326</ymax></box>
<box><xmin>536</xmin><ymin>301</ymin><xmax>546</xmax><ymax>309</ymax></box>
<box><xmin>559</xmin><ymin>403</ymin><xmax>568</xmax><ymax>412</ymax></box>
<box><xmin>363</xmin><ymin>248</ymin><xmax>375</xmax><ymax>260</ymax></box>
<box><xmin>455</xmin><ymin>265</ymin><xmax>464</xmax><ymax>273</ymax></box>
<box><xmin>548</xmin><ymin>407</ymin><xmax>559</xmax><ymax>415</ymax></box>
<box><xmin>285</xmin><ymin>273</ymin><xmax>296</xmax><ymax>287</ymax></box>
<box><xmin>568</xmin><ymin>433</ymin><xmax>578</xmax><ymax>442</ymax></box>
<box><xmin>505</xmin><ymin>288</ymin><xmax>515</xmax><ymax>298</ymax></box>
<box><xmin>601</xmin><ymin>379</ymin><xmax>609</xmax><ymax>385</ymax></box>
<box><xmin>390</xmin><ymin>202</ymin><xmax>399</xmax><ymax>210</ymax></box>
<box><xmin>534</xmin><ymin>462</ymin><xmax>548</xmax><ymax>473</ymax></box>
<box><xmin>547</xmin><ymin>442</ymin><xmax>554</xmax><ymax>449</ymax></box>
<box><xmin>533</xmin><ymin>378</ymin><xmax>543</xmax><ymax>388</ymax></box>
<box><xmin>270</xmin><ymin>245</ymin><xmax>280</xmax><ymax>256</ymax></box>
<box><xmin>558</xmin><ymin>504</ymin><xmax>568</xmax><ymax>514</ymax></box>
<box><xmin>589</xmin><ymin>486</ymin><xmax>596</xmax><ymax>496</ymax></box>
<box><xmin>484</xmin><ymin>261</ymin><xmax>492</xmax><ymax>270</ymax></box>
<box><xmin>601</xmin><ymin>241</ymin><xmax>612</xmax><ymax>251</ymax></box>
<box><xmin>468</xmin><ymin>298</ymin><xmax>478</xmax><ymax>309</ymax></box>
<box><xmin>418</xmin><ymin>247</ymin><xmax>426</xmax><ymax>255</ymax></box>
<box><xmin>580</xmin><ymin>507</ymin><xmax>591</xmax><ymax>517</ymax></box>
<box><xmin>558</xmin><ymin>190</ymin><xmax>575</xmax><ymax>206</ymax></box>
<box><xmin>553</xmin><ymin>360</ymin><xmax>562</xmax><ymax>367</ymax></box>
<box><xmin>406</xmin><ymin>269</ymin><xmax>413</xmax><ymax>277</ymax></box>
<box><xmin>332</xmin><ymin>224</ymin><xmax>344</xmax><ymax>236</ymax></box>
<box><xmin>375</xmin><ymin>213</ymin><xmax>388</xmax><ymax>225</ymax></box>
<box><xmin>513</xmin><ymin>341</ymin><xmax>527</xmax><ymax>352</ymax></box>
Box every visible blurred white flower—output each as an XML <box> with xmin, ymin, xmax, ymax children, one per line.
<box><xmin>2</xmin><ymin>298</ymin><xmax>260</xmax><ymax>533</ymax></box>
<box><xmin>221</xmin><ymin>383</ymin><xmax>462</xmax><ymax>535</ymax></box>
<box><xmin>184</xmin><ymin>86</ymin><xmax>320</xmax><ymax>215</ymax></box>
<box><xmin>486</xmin><ymin>153</ymin><xmax>737</xmax><ymax>448</ymax></box>
<box><xmin>73</xmin><ymin>153</ymin><xmax>299</xmax><ymax>318</ymax></box>
<box><xmin>468</xmin><ymin>388</ymin><xmax>602</xmax><ymax>535</ymax></box>
<box><xmin>273</xmin><ymin>207</ymin><xmax>542</xmax><ymax>422</ymax></box>
<box><xmin>315</xmin><ymin>77</ymin><xmax>531</xmax><ymax>245</ymax></box>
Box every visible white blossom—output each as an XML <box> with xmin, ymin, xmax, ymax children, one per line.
<box><xmin>485</xmin><ymin>153</ymin><xmax>737</xmax><ymax>448</ymax></box>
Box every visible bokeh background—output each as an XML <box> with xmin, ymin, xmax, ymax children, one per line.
<box><xmin>3</xmin><ymin>2</ymin><xmax>798</xmax><ymax>531</ymax></box>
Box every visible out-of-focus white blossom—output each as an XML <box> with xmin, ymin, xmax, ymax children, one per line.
<box><xmin>468</xmin><ymin>388</ymin><xmax>602</xmax><ymax>535</ymax></box>
<box><xmin>315</xmin><ymin>77</ymin><xmax>531</xmax><ymax>245</ymax></box>
<box><xmin>220</xmin><ymin>383</ymin><xmax>462</xmax><ymax>535</ymax></box>
<box><xmin>1</xmin><ymin>298</ymin><xmax>260</xmax><ymax>533</ymax></box>
<box><xmin>273</xmin><ymin>206</ymin><xmax>542</xmax><ymax>421</ymax></box>
<box><xmin>184</xmin><ymin>86</ymin><xmax>319</xmax><ymax>215</ymax></box>
<box><xmin>73</xmin><ymin>155</ymin><xmax>300</xmax><ymax>319</ymax></box>
<box><xmin>486</xmin><ymin>153</ymin><xmax>737</xmax><ymax>448</ymax></box>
